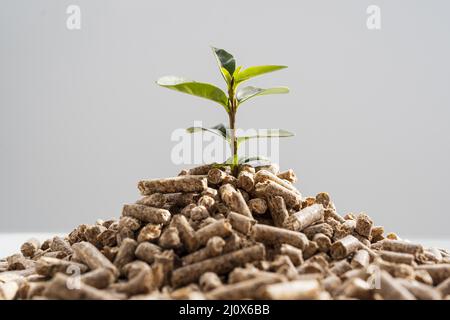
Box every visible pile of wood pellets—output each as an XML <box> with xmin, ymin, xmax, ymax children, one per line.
<box><xmin>1</xmin><ymin>163</ymin><xmax>449</xmax><ymax>300</ymax></box>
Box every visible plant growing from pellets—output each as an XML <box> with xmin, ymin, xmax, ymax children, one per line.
<box><xmin>157</xmin><ymin>47</ymin><xmax>293</xmax><ymax>175</ymax></box>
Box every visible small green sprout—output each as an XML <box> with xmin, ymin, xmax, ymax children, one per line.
<box><xmin>157</xmin><ymin>47</ymin><xmax>293</xmax><ymax>175</ymax></box>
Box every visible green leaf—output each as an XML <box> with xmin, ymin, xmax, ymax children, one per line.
<box><xmin>236</xmin><ymin>86</ymin><xmax>289</xmax><ymax>104</ymax></box>
<box><xmin>186</xmin><ymin>125</ymin><xmax>229</xmax><ymax>141</ymax></box>
<box><xmin>235</xmin><ymin>65</ymin><xmax>287</xmax><ymax>83</ymax></box>
<box><xmin>238</xmin><ymin>155</ymin><xmax>270</xmax><ymax>164</ymax></box>
<box><xmin>233</xmin><ymin>66</ymin><xmax>242</xmax><ymax>78</ymax></box>
<box><xmin>220</xmin><ymin>67</ymin><xmax>232</xmax><ymax>84</ymax></box>
<box><xmin>211</xmin><ymin>47</ymin><xmax>236</xmax><ymax>82</ymax></box>
<box><xmin>237</xmin><ymin>129</ymin><xmax>294</xmax><ymax>145</ymax></box>
<box><xmin>157</xmin><ymin>76</ymin><xmax>229</xmax><ymax>110</ymax></box>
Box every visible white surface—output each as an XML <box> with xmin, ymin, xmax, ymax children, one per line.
<box><xmin>1</xmin><ymin>233</ymin><xmax>449</xmax><ymax>259</ymax></box>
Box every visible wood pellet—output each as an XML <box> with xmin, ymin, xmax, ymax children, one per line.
<box><xmin>1</xmin><ymin>164</ymin><xmax>449</xmax><ymax>300</ymax></box>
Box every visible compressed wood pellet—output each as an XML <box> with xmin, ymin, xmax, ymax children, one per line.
<box><xmin>40</xmin><ymin>239</ymin><xmax>53</xmax><ymax>251</ymax></box>
<box><xmin>20</xmin><ymin>238</ymin><xmax>40</xmax><ymax>258</ymax></box>
<box><xmin>157</xmin><ymin>226</ymin><xmax>181</xmax><ymax>249</ymax></box>
<box><xmin>72</xmin><ymin>242</ymin><xmax>118</xmax><ymax>278</ymax></box>
<box><xmin>222</xmin><ymin>175</ymin><xmax>238</xmax><ymax>187</ymax></box>
<box><xmin>195</xmin><ymin>219</ymin><xmax>233</xmax><ymax>247</ymax></box>
<box><xmin>197</xmin><ymin>195</ymin><xmax>215</xmax><ymax>211</ymax></box>
<box><xmin>111</xmin><ymin>264</ymin><xmax>154</xmax><ymax>296</ymax></box>
<box><xmin>7</xmin><ymin>254</ymin><xmax>30</xmax><ymax>270</ymax></box>
<box><xmin>228</xmin><ymin>211</ymin><xmax>255</xmax><ymax>235</ymax></box>
<box><xmin>414</xmin><ymin>269</ymin><xmax>434</xmax><ymax>286</ymax></box>
<box><xmin>280</xmin><ymin>244</ymin><xmax>304</xmax><ymax>266</ymax></box>
<box><xmin>259</xmin><ymin>279</ymin><xmax>321</xmax><ymax>300</ymax></box>
<box><xmin>415</xmin><ymin>264</ymin><xmax>450</xmax><ymax>285</ymax></box>
<box><xmin>136</xmin><ymin>193</ymin><xmax>166</xmax><ymax>208</ymax></box>
<box><xmin>371</xmin><ymin>226</ymin><xmax>385</xmax><ymax>242</ymax></box>
<box><xmin>18</xmin><ymin>281</ymin><xmax>47</xmax><ymax>300</ymax></box>
<box><xmin>304</xmin><ymin>223</ymin><xmax>334</xmax><ymax>239</ymax></box>
<box><xmin>171</xmin><ymin>244</ymin><xmax>265</xmax><ymax>287</ymax></box>
<box><xmin>277</xmin><ymin>169</ymin><xmax>297</xmax><ymax>183</ymax></box>
<box><xmin>185</xmin><ymin>164</ymin><xmax>216</xmax><ymax>175</ymax></box>
<box><xmin>219</xmin><ymin>184</ymin><xmax>253</xmax><ymax>218</ymax></box>
<box><xmin>334</xmin><ymin>220</ymin><xmax>356</xmax><ymax>240</ymax></box>
<box><xmin>379</xmin><ymin>250</ymin><xmax>415</xmax><ymax>265</ymax></box>
<box><xmin>137</xmin><ymin>223</ymin><xmax>162</xmax><ymax>243</ymax></box>
<box><xmin>436</xmin><ymin>277</ymin><xmax>450</xmax><ymax>296</ymax></box>
<box><xmin>199</xmin><ymin>272</ymin><xmax>222</xmax><ymax>292</ymax></box>
<box><xmin>376</xmin><ymin>270</ymin><xmax>416</xmax><ymax>300</ymax></box>
<box><xmin>303</xmin><ymin>241</ymin><xmax>319</xmax><ymax>260</ymax></box>
<box><xmin>315</xmin><ymin>192</ymin><xmax>331</xmax><ymax>208</ymax></box>
<box><xmin>248</xmin><ymin>198</ymin><xmax>268</xmax><ymax>215</ymax></box>
<box><xmin>237</xmin><ymin>170</ymin><xmax>255</xmax><ymax>193</ymax></box>
<box><xmin>188</xmin><ymin>205</ymin><xmax>209</xmax><ymax>222</ymax></box>
<box><xmin>351</xmin><ymin>250</ymin><xmax>370</xmax><ymax>269</ymax></box>
<box><xmin>251</xmin><ymin>224</ymin><xmax>309</xmax><ymax>250</ymax></box>
<box><xmin>208</xmin><ymin>274</ymin><xmax>283</xmax><ymax>300</ymax></box>
<box><xmin>134</xmin><ymin>242</ymin><xmax>161</xmax><ymax>264</ymax></box>
<box><xmin>255</xmin><ymin>181</ymin><xmax>301</xmax><ymax>209</ymax></box>
<box><xmin>255</xmin><ymin>170</ymin><xmax>300</xmax><ymax>195</ymax></box>
<box><xmin>321</xmin><ymin>275</ymin><xmax>342</xmax><ymax>294</ymax></box>
<box><xmin>330</xmin><ymin>235</ymin><xmax>361</xmax><ymax>260</ymax></box>
<box><xmin>79</xmin><ymin>268</ymin><xmax>115</xmax><ymax>289</ymax></box>
<box><xmin>382</xmin><ymin>239</ymin><xmax>424</xmax><ymax>255</ymax></box>
<box><xmin>182</xmin><ymin>237</ymin><xmax>225</xmax><ymax>265</ymax></box>
<box><xmin>122</xmin><ymin>204</ymin><xmax>171</xmax><ymax>225</ymax></box>
<box><xmin>396</xmin><ymin>279</ymin><xmax>441</xmax><ymax>300</ymax></box>
<box><xmin>313</xmin><ymin>233</ymin><xmax>332</xmax><ymax>253</ymax></box>
<box><xmin>97</xmin><ymin>229</ymin><xmax>118</xmax><ymax>247</ymax></box>
<box><xmin>355</xmin><ymin>213</ymin><xmax>373</xmax><ymax>238</ymax></box>
<box><xmin>50</xmin><ymin>237</ymin><xmax>73</xmax><ymax>257</ymax></box>
<box><xmin>119</xmin><ymin>216</ymin><xmax>141</xmax><ymax>231</ymax></box>
<box><xmin>138</xmin><ymin>175</ymin><xmax>207</xmax><ymax>195</ymax></box>
<box><xmin>84</xmin><ymin>225</ymin><xmax>107</xmax><ymax>247</ymax></box>
<box><xmin>207</xmin><ymin>168</ymin><xmax>226</xmax><ymax>185</ymax></box>
<box><xmin>35</xmin><ymin>257</ymin><xmax>88</xmax><ymax>277</ymax></box>
<box><xmin>324</xmin><ymin>208</ymin><xmax>345</xmax><ymax>224</ymax></box>
<box><xmin>201</xmin><ymin>187</ymin><xmax>218</xmax><ymax>199</ymax></box>
<box><xmin>43</xmin><ymin>273</ymin><xmax>118</xmax><ymax>300</ymax></box>
<box><xmin>113</xmin><ymin>238</ymin><xmax>137</xmax><ymax>274</ymax></box>
<box><xmin>285</xmin><ymin>204</ymin><xmax>325</xmax><ymax>232</ymax></box>
<box><xmin>338</xmin><ymin>277</ymin><xmax>372</xmax><ymax>300</ymax></box>
<box><xmin>266</xmin><ymin>196</ymin><xmax>289</xmax><ymax>227</ymax></box>
<box><xmin>172</xmin><ymin>215</ymin><xmax>198</xmax><ymax>252</ymax></box>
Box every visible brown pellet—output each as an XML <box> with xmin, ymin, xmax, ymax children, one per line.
<box><xmin>219</xmin><ymin>184</ymin><xmax>253</xmax><ymax>218</ymax></box>
<box><xmin>248</xmin><ymin>198</ymin><xmax>268</xmax><ymax>215</ymax></box>
<box><xmin>255</xmin><ymin>181</ymin><xmax>301</xmax><ymax>209</ymax></box>
<box><xmin>266</xmin><ymin>196</ymin><xmax>289</xmax><ymax>228</ymax></box>
<box><xmin>171</xmin><ymin>244</ymin><xmax>265</xmax><ymax>287</ymax></box>
<box><xmin>138</xmin><ymin>175</ymin><xmax>207</xmax><ymax>195</ymax></box>
<box><xmin>227</xmin><ymin>211</ymin><xmax>255</xmax><ymax>235</ymax></box>
<box><xmin>195</xmin><ymin>219</ymin><xmax>233</xmax><ymax>247</ymax></box>
<box><xmin>122</xmin><ymin>204</ymin><xmax>171</xmax><ymax>225</ymax></box>
<box><xmin>330</xmin><ymin>235</ymin><xmax>361</xmax><ymax>260</ymax></box>
<box><xmin>285</xmin><ymin>204</ymin><xmax>325</xmax><ymax>232</ymax></box>
<box><xmin>252</xmin><ymin>224</ymin><xmax>309</xmax><ymax>250</ymax></box>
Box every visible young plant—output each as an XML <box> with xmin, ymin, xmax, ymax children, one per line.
<box><xmin>157</xmin><ymin>47</ymin><xmax>293</xmax><ymax>175</ymax></box>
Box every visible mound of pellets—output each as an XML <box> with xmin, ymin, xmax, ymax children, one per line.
<box><xmin>1</xmin><ymin>163</ymin><xmax>450</xmax><ymax>300</ymax></box>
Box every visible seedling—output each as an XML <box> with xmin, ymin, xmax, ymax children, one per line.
<box><xmin>157</xmin><ymin>47</ymin><xmax>293</xmax><ymax>175</ymax></box>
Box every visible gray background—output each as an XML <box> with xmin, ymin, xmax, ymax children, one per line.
<box><xmin>1</xmin><ymin>0</ymin><xmax>449</xmax><ymax>237</ymax></box>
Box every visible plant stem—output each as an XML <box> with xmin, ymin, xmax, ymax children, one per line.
<box><xmin>228</xmin><ymin>81</ymin><xmax>238</xmax><ymax>176</ymax></box>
